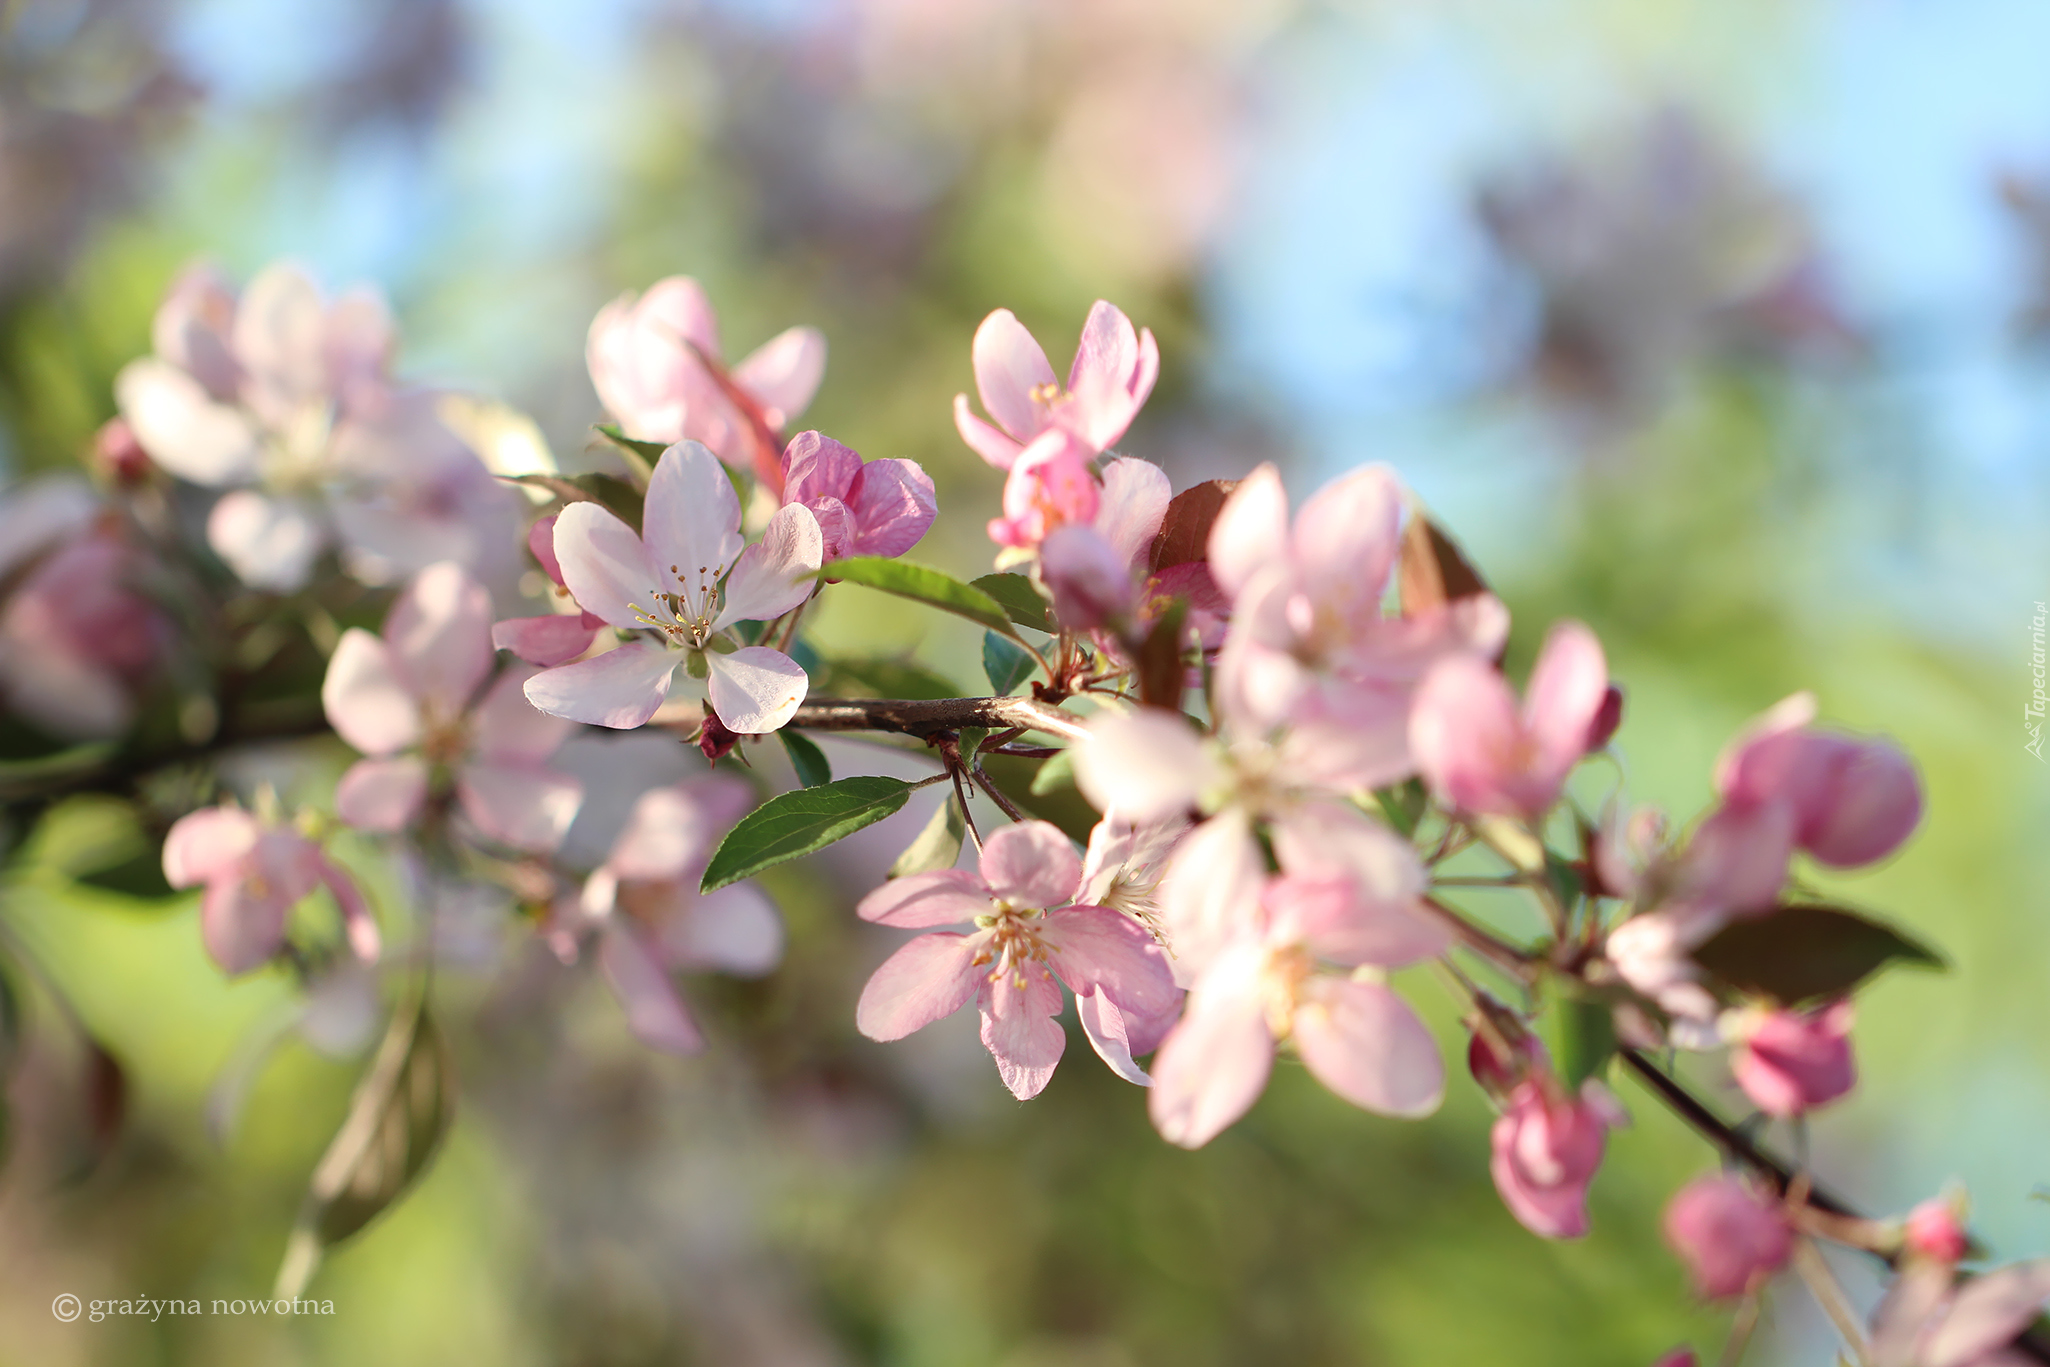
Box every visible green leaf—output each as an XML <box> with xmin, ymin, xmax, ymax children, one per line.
<box><xmin>823</xmin><ymin>557</ymin><xmax>1013</xmax><ymax>634</ymax></box>
<box><xmin>593</xmin><ymin>423</ymin><xmax>666</xmax><ymax>483</ymax></box>
<box><xmin>778</xmin><ymin>730</ymin><xmax>833</xmax><ymax>788</ymax></box>
<box><xmin>1029</xmin><ymin>748</ymin><xmax>1076</xmax><ymax>796</ymax></box>
<box><xmin>700</xmin><ymin>776</ymin><xmax>914</xmax><ymax>893</ymax></box>
<box><xmin>1549</xmin><ymin>995</ymin><xmax>1617</xmax><ymax>1091</ymax></box>
<box><xmin>1372</xmin><ymin>779</ymin><xmax>1427</xmax><ymax>838</ymax></box>
<box><xmin>982</xmin><ymin>632</ymin><xmax>1036</xmax><ymax>695</ymax></box>
<box><xmin>275</xmin><ymin>1001</ymin><xmax>455</xmax><ymax>1299</ymax></box>
<box><xmin>1690</xmin><ymin>904</ymin><xmax>1944</xmax><ymax>1005</ymax></box>
<box><xmin>889</xmin><ymin>793</ymin><xmax>966</xmax><ymax>878</ymax></box>
<box><xmin>0</xmin><ymin>741</ymin><xmax>118</xmax><ymax>798</ymax></box>
<box><xmin>817</xmin><ymin>656</ymin><xmax>965</xmax><ymax>702</ymax></box>
<box><xmin>504</xmin><ymin>471</ymin><xmax>646</xmax><ymax>533</ymax></box>
<box><xmin>970</xmin><ymin>573</ymin><xmax>1052</xmax><ymax>633</ymax></box>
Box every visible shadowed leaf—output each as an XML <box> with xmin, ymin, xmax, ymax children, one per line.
<box><xmin>983</xmin><ymin>632</ymin><xmax>1036</xmax><ymax>695</ymax></box>
<box><xmin>822</xmin><ymin>558</ymin><xmax>1013</xmax><ymax>634</ymax></box>
<box><xmin>889</xmin><ymin>793</ymin><xmax>965</xmax><ymax>878</ymax></box>
<box><xmin>970</xmin><ymin>573</ymin><xmax>1052</xmax><ymax>633</ymax></box>
<box><xmin>1150</xmin><ymin>480</ymin><xmax>1238</xmax><ymax>572</ymax></box>
<box><xmin>701</xmin><ymin>776</ymin><xmax>915</xmax><ymax>893</ymax></box>
<box><xmin>778</xmin><ymin>730</ymin><xmax>832</xmax><ymax>788</ymax></box>
<box><xmin>1397</xmin><ymin>513</ymin><xmax>1489</xmax><ymax>615</ymax></box>
<box><xmin>1692</xmin><ymin>904</ymin><xmax>1944</xmax><ymax>1005</ymax></box>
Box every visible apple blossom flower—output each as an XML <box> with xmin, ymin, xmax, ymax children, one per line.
<box><xmin>1872</xmin><ymin>1258</ymin><xmax>2050</xmax><ymax>1367</ymax></box>
<box><xmin>778</xmin><ymin>430</ymin><xmax>936</xmax><ymax>562</ymax></box>
<box><xmin>1603</xmin><ymin>910</ymin><xmax>1725</xmax><ymax>1047</ymax></box>
<box><xmin>952</xmin><ymin>300</ymin><xmax>1159</xmax><ymax>470</ymax></box>
<box><xmin>0</xmin><ymin>518</ymin><xmax>170</xmax><ymax>741</ymax></box>
<box><xmin>1071</xmin><ymin>810</ymin><xmax>1190</xmax><ymax>1083</ymax></box>
<box><xmin>1490</xmin><ymin>1078</ymin><xmax>1625</xmax><ymax>1239</ymax></box>
<box><xmin>586</xmin><ymin>275</ymin><xmax>825</xmax><ymax>486</ymax></box>
<box><xmin>492</xmin><ymin>514</ymin><xmax>607</xmax><ymax>667</ymax></box>
<box><xmin>522</xmin><ymin>440</ymin><xmax>822</xmax><ymax>734</ymax></box>
<box><xmin>323</xmin><ymin>561</ymin><xmax>584</xmax><ymax>852</ymax></box>
<box><xmin>1663</xmin><ymin>1174</ymin><xmax>1793</xmax><ymax>1299</ymax></box>
<box><xmin>1715</xmin><ymin>692</ymin><xmax>1924</xmax><ymax>869</ymax></box>
<box><xmin>1409</xmin><ymin>620</ymin><xmax>1610</xmax><ymax>820</ymax></box>
<box><xmin>1727</xmin><ymin>1001</ymin><xmax>1856</xmax><ymax>1117</ymax></box>
<box><xmin>571</xmin><ymin>776</ymin><xmax>782</xmax><ymax>1055</ymax></box>
<box><xmin>162</xmin><ymin>805</ymin><xmax>380</xmax><ymax>975</ymax></box>
<box><xmin>1033</xmin><ymin>456</ymin><xmax>1173</xmax><ymax>627</ymax></box>
<box><xmin>854</xmin><ymin>820</ymin><xmax>1180</xmax><ymax>1100</ymax></box>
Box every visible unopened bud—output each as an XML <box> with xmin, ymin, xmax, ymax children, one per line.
<box><xmin>1662</xmin><ymin>1174</ymin><xmax>1791</xmax><ymax>1299</ymax></box>
<box><xmin>1904</xmin><ymin>1197</ymin><xmax>1969</xmax><ymax>1264</ymax></box>
<box><xmin>93</xmin><ymin>416</ymin><xmax>151</xmax><ymax>485</ymax></box>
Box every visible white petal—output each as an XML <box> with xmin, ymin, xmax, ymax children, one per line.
<box><xmin>321</xmin><ymin>627</ymin><xmax>423</xmax><ymax>755</ymax></box>
<box><xmin>553</xmin><ymin>501</ymin><xmax>657</xmax><ymax>630</ymax></box>
<box><xmin>114</xmin><ymin>359</ymin><xmax>260</xmax><ymax>485</ymax></box>
<box><xmin>705</xmin><ymin>646</ymin><xmax>809</xmax><ymax>734</ymax></box>
<box><xmin>714</xmin><ymin>503</ymin><xmax>821</xmax><ymax>627</ymax></box>
<box><xmin>642</xmin><ymin>440</ymin><xmax>742</xmax><ymax>588</ymax></box>
<box><xmin>1073</xmin><ymin>709</ymin><xmax>1219</xmax><ymax>824</ymax></box>
<box><xmin>207</xmin><ymin>490</ymin><xmax>327</xmax><ymax>591</ymax></box>
<box><xmin>523</xmin><ymin>641</ymin><xmax>680</xmax><ymax>729</ymax></box>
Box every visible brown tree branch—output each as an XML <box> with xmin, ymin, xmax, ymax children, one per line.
<box><xmin>789</xmin><ymin>695</ymin><xmax>1090</xmax><ymax>742</ymax></box>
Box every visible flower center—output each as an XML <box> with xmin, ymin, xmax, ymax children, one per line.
<box><xmin>633</xmin><ymin>561</ymin><xmax>726</xmax><ymax>648</ymax></box>
<box><xmin>972</xmin><ymin>904</ymin><xmax>1051</xmax><ymax>989</ymax></box>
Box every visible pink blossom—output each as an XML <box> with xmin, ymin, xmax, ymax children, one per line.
<box><xmin>1489</xmin><ymin>1079</ymin><xmax>1625</xmax><ymax>1238</ymax></box>
<box><xmin>492</xmin><ymin>514</ymin><xmax>606</xmax><ymax>667</ymax></box>
<box><xmin>1409</xmin><ymin>621</ymin><xmax>1610</xmax><ymax>819</ymax></box>
<box><xmin>1603</xmin><ymin>911</ymin><xmax>1724</xmax><ymax>1046</ymax></box>
<box><xmin>322</xmin><ymin>561</ymin><xmax>584</xmax><ymax>852</ymax></box>
<box><xmin>1662</xmin><ymin>1174</ymin><xmax>1793</xmax><ymax>1299</ymax></box>
<box><xmin>522</xmin><ymin>441</ymin><xmax>821</xmax><ymax>733</ymax></box>
<box><xmin>1715</xmin><ymin>692</ymin><xmax>1923</xmax><ymax>868</ymax></box>
<box><xmin>1872</xmin><ymin>1259</ymin><xmax>2050</xmax><ymax>1367</ymax></box>
<box><xmin>854</xmin><ymin>820</ymin><xmax>1179</xmax><ymax>1100</ymax></box>
<box><xmin>1035</xmin><ymin>456</ymin><xmax>1174</xmax><ymax>629</ymax></box>
<box><xmin>162</xmin><ymin>806</ymin><xmax>379</xmax><ymax>975</ymax></box>
<box><xmin>575</xmin><ymin>776</ymin><xmax>781</xmax><ymax>1055</ymax></box>
<box><xmin>586</xmin><ymin>276</ymin><xmax>825</xmax><ymax>487</ymax></box>
<box><xmin>779</xmin><ymin>430</ymin><xmax>936</xmax><ymax>562</ymax></box>
<box><xmin>1651</xmin><ymin>1353</ymin><xmax>1698</xmax><ymax>1367</ymax></box>
<box><xmin>1906</xmin><ymin>1198</ymin><xmax>1971</xmax><ymax>1265</ymax></box>
<box><xmin>986</xmin><ymin>429</ymin><xmax>1102</xmax><ymax>550</ymax></box>
<box><xmin>1728</xmin><ymin>1002</ymin><xmax>1856</xmax><ymax>1117</ymax></box>
<box><xmin>952</xmin><ymin>301</ymin><xmax>1159</xmax><ymax>470</ymax></box>
<box><xmin>1073</xmin><ymin>810</ymin><xmax>1189</xmax><ymax>1082</ymax></box>
<box><xmin>0</xmin><ymin>520</ymin><xmax>170</xmax><ymax>741</ymax></box>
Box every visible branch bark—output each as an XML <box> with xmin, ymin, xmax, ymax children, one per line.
<box><xmin>788</xmin><ymin>695</ymin><xmax>1090</xmax><ymax>742</ymax></box>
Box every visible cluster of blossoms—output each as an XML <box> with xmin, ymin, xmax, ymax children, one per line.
<box><xmin>1</xmin><ymin>261</ymin><xmax>2042</xmax><ymax>1362</ymax></box>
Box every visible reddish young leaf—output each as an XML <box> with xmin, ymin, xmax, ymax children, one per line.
<box><xmin>1149</xmin><ymin>479</ymin><xmax>1238</xmax><ymax>572</ymax></box>
<box><xmin>1397</xmin><ymin>513</ymin><xmax>1490</xmax><ymax>615</ymax></box>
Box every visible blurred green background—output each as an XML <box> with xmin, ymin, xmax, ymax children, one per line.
<box><xmin>2</xmin><ymin>0</ymin><xmax>2047</xmax><ymax>1362</ymax></box>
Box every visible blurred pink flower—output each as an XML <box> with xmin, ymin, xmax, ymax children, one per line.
<box><xmin>1034</xmin><ymin>455</ymin><xmax>1172</xmax><ymax>627</ymax></box>
<box><xmin>986</xmin><ymin>429</ymin><xmax>1101</xmax><ymax>550</ymax></box>
<box><xmin>1410</xmin><ymin>620</ymin><xmax>1609</xmax><ymax>820</ymax></box>
<box><xmin>1872</xmin><ymin>1258</ymin><xmax>2050</xmax><ymax>1367</ymax></box>
<box><xmin>323</xmin><ymin>561</ymin><xmax>584</xmax><ymax>852</ymax></box>
<box><xmin>575</xmin><ymin>776</ymin><xmax>782</xmax><ymax>1056</ymax></box>
<box><xmin>0</xmin><ymin>516</ymin><xmax>170</xmax><ymax>741</ymax></box>
<box><xmin>854</xmin><ymin>820</ymin><xmax>1179</xmax><ymax>1100</ymax></box>
<box><xmin>953</xmin><ymin>300</ymin><xmax>1159</xmax><ymax>469</ymax></box>
<box><xmin>779</xmin><ymin>430</ymin><xmax>936</xmax><ymax>562</ymax></box>
<box><xmin>1906</xmin><ymin>1198</ymin><xmax>1971</xmax><ymax>1266</ymax></box>
<box><xmin>1728</xmin><ymin>1002</ymin><xmax>1856</xmax><ymax>1118</ymax></box>
<box><xmin>523</xmin><ymin>441</ymin><xmax>821</xmax><ymax>733</ymax></box>
<box><xmin>1715</xmin><ymin>692</ymin><xmax>1923</xmax><ymax>869</ymax></box>
<box><xmin>1489</xmin><ymin>1079</ymin><xmax>1623</xmax><ymax>1239</ymax></box>
<box><xmin>162</xmin><ymin>806</ymin><xmax>379</xmax><ymax>975</ymax></box>
<box><xmin>586</xmin><ymin>275</ymin><xmax>826</xmax><ymax>489</ymax></box>
<box><xmin>1663</xmin><ymin>1174</ymin><xmax>1792</xmax><ymax>1299</ymax></box>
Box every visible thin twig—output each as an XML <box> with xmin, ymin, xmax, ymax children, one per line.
<box><xmin>790</xmin><ymin>695</ymin><xmax>1089</xmax><ymax>742</ymax></box>
<box><xmin>1793</xmin><ymin>1239</ymin><xmax>1869</xmax><ymax>1364</ymax></box>
<box><xmin>970</xmin><ymin>766</ymin><xmax>1030</xmax><ymax>823</ymax></box>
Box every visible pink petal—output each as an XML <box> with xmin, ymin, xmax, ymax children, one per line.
<box><xmin>1148</xmin><ymin>944</ymin><xmax>1275</xmax><ymax>1148</ymax></box>
<box><xmin>663</xmin><ymin>883</ymin><xmax>784</xmax><ymax>976</ymax></box>
<box><xmin>780</xmin><ymin>430</ymin><xmax>862</xmax><ymax>504</ymax></box>
<box><xmin>1270</xmin><ymin>803</ymin><xmax>1444</xmax><ymax>966</ymax></box>
<box><xmin>206</xmin><ymin>490</ymin><xmax>326</xmax><ymax>591</ymax></box>
<box><xmin>1680</xmin><ymin>801</ymin><xmax>1795</xmax><ymax>915</ymax></box>
<box><xmin>845</xmin><ymin>458</ymin><xmax>937</xmax><ymax>560</ymax></box>
<box><xmin>319</xmin><ymin>857</ymin><xmax>382</xmax><ymax>962</ymax></box>
<box><xmin>552</xmin><ymin>500</ymin><xmax>656</xmax><ymax>629</ymax></box>
<box><xmin>1077</xmin><ymin>992</ymin><xmax>1156</xmax><ymax>1086</ymax></box>
<box><xmin>321</xmin><ymin>627</ymin><xmax>423</xmax><ymax>756</ymax></box>
<box><xmin>1524</xmin><ymin>620</ymin><xmax>1609</xmax><ymax>781</ymax></box>
<box><xmin>523</xmin><ymin>640</ymin><xmax>680</xmax><ymax>729</ymax></box>
<box><xmin>1043</xmin><ymin>905</ymin><xmax>1179</xmax><ymax>1023</ymax></box>
<box><xmin>470</xmin><ymin>663</ymin><xmax>577</xmax><ymax>763</ymax></box>
<box><xmin>856</xmin><ymin>932</ymin><xmax>984</xmax><ymax>1040</ymax></box>
<box><xmin>335</xmin><ymin>756</ymin><xmax>429</xmax><ymax>832</ymax></box>
<box><xmin>150</xmin><ymin>262</ymin><xmax>241</xmax><ymax>399</ymax></box>
<box><xmin>598</xmin><ymin>922</ymin><xmax>704</xmax><ymax>1055</ymax></box>
<box><xmin>492</xmin><ymin>612</ymin><xmax>603</xmax><ymax>668</ymax></box>
<box><xmin>1093</xmin><ymin>457</ymin><xmax>1171</xmax><ymax>568</ymax></box>
<box><xmin>704</xmin><ymin>645</ymin><xmax>810</xmax><ymax>734</ymax></box>
<box><xmin>162</xmin><ymin>807</ymin><xmax>259</xmax><ymax>888</ymax></box>
<box><xmin>638</xmin><ymin>276</ymin><xmax>723</xmax><ymax>359</ymax></box>
<box><xmin>643</xmin><ymin>439</ymin><xmax>743</xmax><ymax>588</ymax></box>
<box><xmin>857</xmin><ymin>869</ymin><xmax>993</xmax><ymax>927</ymax></box>
<box><xmin>457</xmin><ymin>760</ymin><xmax>584</xmax><ymax>853</ymax></box>
<box><xmin>733</xmin><ymin>325</ymin><xmax>827</xmax><ymax>428</ymax></box>
<box><xmin>1155</xmin><ymin>811</ymin><xmax>1266</xmax><ymax>982</ymax></box>
<box><xmin>232</xmin><ymin>263</ymin><xmax>327</xmax><ymax>419</ymax></box>
<box><xmin>587</xmin><ymin>294</ymin><xmax>684</xmax><ymax>443</ymax></box>
<box><xmin>1067</xmin><ymin>300</ymin><xmax>1139</xmax><ymax>400</ymax></box>
<box><xmin>1290</xmin><ymin>976</ymin><xmax>1445</xmax><ymax>1118</ymax></box>
<box><xmin>528</xmin><ymin>514</ymin><xmax>565</xmax><ymax>585</ymax></box>
<box><xmin>1928</xmin><ymin>1260</ymin><xmax>2050</xmax><ymax>1367</ymax></box>
<box><xmin>714</xmin><ymin>503</ymin><xmax>821</xmax><ymax>628</ymax></box>
<box><xmin>1290</xmin><ymin>465</ymin><xmax>1404</xmax><ymax>635</ymax></box>
<box><xmin>203</xmin><ymin>876</ymin><xmax>292</xmax><ymax>975</ymax></box>
<box><xmin>996</xmin><ymin>431</ymin><xmax>1099</xmax><ymax>546</ymax></box>
<box><xmin>1409</xmin><ymin>654</ymin><xmax>1528</xmax><ymax>816</ymax></box>
<box><xmin>1206</xmin><ymin>462</ymin><xmax>1290</xmax><ymax>603</ymax></box>
<box><xmin>977</xmin><ymin>820</ymin><xmax>1083</xmax><ymax>909</ymax></box>
<box><xmin>604</xmin><ymin>777</ymin><xmax>755</xmax><ymax>882</ymax></box>
<box><xmin>953</xmin><ymin>393</ymin><xmax>1025</xmax><ymax>470</ymax></box>
<box><xmin>384</xmin><ymin>561</ymin><xmax>495</xmax><ymax>715</ymax></box>
<box><xmin>1713</xmin><ymin>692</ymin><xmax>1818</xmax><ymax>804</ymax></box>
<box><xmin>1041</xmin><ymin>524</ymin><xmax>1139</xmax><ymax>631</ymax></box>
<box><xmin>978</xmin><ymin>961</ymin><xmax>1067</xmax><ymax>1099</ymax></box>
<box><xmin>1802</xmin><ymin>739</ymin><xmax>1921</xmax><ymax>867</ymax></box>
<box><xmin>971</xmin><ymin>308</ymin><xmax>1057</xmax><ymax>442</ymax></box>
<box><xmin>1072</xmin><ymin>708</ymin><xmax>1218</xmax><ymax>824</ymax></box>
<box><xmin>113</xmin><ymin>358</ymin><xmax>260</xmax><ymax>485</ymax></box>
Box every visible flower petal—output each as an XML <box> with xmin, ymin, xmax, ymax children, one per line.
<box><xmin>855</xmin><ymin>932</ymin><xmax>983</xmax><ymax>1040</ymax></box>
<box><xmin>979</xmin><ymin>961</ymin><xmax>1067</xmax><ymax>1100</ymax></box>
<box><xmin>1409</xmin><ymin>654</ymin><xmax>1525</xmax><ymax>815</ymax></box>
<box><xmin>953</xmin><ymin>393</ymin><xmax>1025</xmax><ymax>470</ymax></box>
<box><xmin>1094</xmin><ymin>457</ymin><xmax>1171</xmax><ymax>568</ymax></box>
<box><xmin>663</xmin><ymin>882</ymin><xmax>783</xmax><ymax>976</ymax></box>
<box><xmin>1525</xmin><ymin>620</ymin><xmax>1609</xmax><ymax>779</ymax></box>
<box><xmin>553</xmin><ymin>500</ymin><xmax>657</xmax><ymax>630</ymax></box>
<box><xmin>384</xmin><ymin>561</ymin><xmax>495</xmax><ymax>714</ymax></box>
<box><xmin>779</xmin><ymin>430</ymin><xmax>862</xmax><ymax>504</ymax></box>
<box><xmin>207</xmin><ymin>490</ymin><xmax>327</xmax><ymax>592</ymax></box>
<box><xmin>1156</xmin><ymin>810</ymin><xmax>1266</xmax><ymax>982</ymax></box>
<box><xmin>845</xmin><ymin>458</ymin><xmax>937</xmax><ymax>560</ymax></box>
<box><xmin>162</xmin><ymin>807</ymin><xmax>260</xmax><ymax>888</ymax></box>
<box><xmin>321</xmin><ymin>627</ymin><xmax>424</xmax><ymax>756</ymax></box>
<box><xmin>704</xmin><ymin>646</ymin><xmax>809</xmax><ymax>734</ymax></box>
<box><xmin>971</xmin><ymin>308</ymin><xmax>1057</xmax><ymax>441</ymax></box>
<box><xmin>491</xmin><ymin>613</ymin><xmax>603</xmax><ymax>667</ymax></box>
<box><xmin>457</xmin><ymin>760</ymin><xmax>584</xmax><ymax>853</ymax></box>
<box><xmin>1291</xmin><ymin>976</ymin><xmax>1445</xmax><ymax>1118</ymax></box>
<box><xmin>1927</xmin><ymin>1260</ymin><xmax>2050</xmax><ymax>1367</ymax></box>
<box><xmin>604</xmin><ymin>776</ymin><xmax>756</xmax><ymax>882</ymax></box>
<box><xmin>335</xmin><ymin>756</ymin><xmax>429</xmax><ymax>832</ymax></box>
<box><xmin>857</xmin><ymin>869</ymin><xmax>992</xmax><ymax>927</ymax></box>
<box><xmin>643</xmin><ymin>439</ymin><xmax>742</xmax><ymax>589</ymax></box>
<box><xmin>715</xmin><ymin>503</ymin><xmax>821</xmax><ymax>627</ymax></box>
<box><xmin>1291</xmin><ymin>465</ymin><xmax>1404</xmax><ymax>635</ymax></box>
<box><xmin>1073</xmin><ymin>708</ymin><xmax>1218</xmax><ymax>824</ymax></box>
<box><xmin>114</xmin><ymin>358</ymin><xmax>260</xmax><ymax>485</ymax></box>
<box><xmin>1206</xmin><ymin>462</ymin><xmax>1289</xmax><ymax>603</ymax></box>
<box><xmin>524</xmin><ymin>640</ymin><xmax>680</xmax><ymax>729</ymax></box>
<box><xmin>1078</xmin><ymin>992</ymin><xmax>1155</xmax><ymax>1086</ymax></box>
<box><xmin>1044</xmin><ymin>905</ymin><xmax>1180</xmax><ymax>1023</ymax></box>
<box><xmin>733</xmin><ymin>326</ymin><xmax>826</xmax><ymax>428</ymax></box>
<box><xmin>978</xmin><ymin>820</ymin><xmax>1083</xmax><ymax>909</ymax></box>
<box><xmin>1148</xmin><ymin>942</ymin><xmax>1275</xmax><ymax>1148</ymax></box>
<box><xmin>470</xmin><ymin>662</ymin><xmax>576</xmax><ymax>763</ymax></box>
<box><xmin>598</xmin><ymin>922</ymin><xmax>704</xmax><ymax>1055</ymax></box>
<box><xmin>1270</xmin><ymin>802</ymin><xmax>1445</xmax><ymax>966</ymax></box>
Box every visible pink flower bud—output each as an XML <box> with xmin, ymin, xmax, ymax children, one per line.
<box><xmin>1586</xmin><ymin>684</ymin><xmax>1625</xmax><ymax>752</ymax></box>
<box><xmin>1905</xmin><ymin>1198</ymin><xmax>1969</xmax><ymax>1264</ymax></box>
<box><xmin>1715</xmin><ymin>695</ymin><xmax>1922</xmax><ymax>869</ymax></box>
<box><xmin>1041</xmin><ymin>524</ymin><xmax>1138</xmax><ymax>630</ymax></box>
<box><xmin>1489</xmin><ymin>1081</ymin><xmax>1614</xmax><ymax>1239</ymax></box>
<box><xmin>1662</xmin><ymin>1175</ymin><xmax>1791</xmax><ymax>1299</ymax></box>
<box><xmin>1729</xmin><ymin>1002</ymin><xmax>1855</xmax><ymax>1118</ymax></box>
<box><xmin>93</xmin><ymin>416</ymin><xmax>152</xmax><ymax>485</ymax></box>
